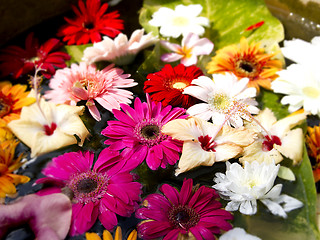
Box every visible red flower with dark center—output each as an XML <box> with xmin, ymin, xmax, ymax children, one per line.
<box><xmin>57</xmin><ymin>0</ymin><xmax>124</xmax><ymax>45</ymax></box>
<box><xmin>144</xmin><ymin>64</ymin><xmax>203</xmax><ymax>108</ymax></box>
<box><xmin>0</xmin><ymin>33</ymin><xmax>70</xmax><ymax>79</ymax></box>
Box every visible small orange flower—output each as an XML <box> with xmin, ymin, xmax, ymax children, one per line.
<box><xmin>206</xmin><ymin>37</ymin><xmax>282</xmax><ymax>92</ymax></box>
<box><xmin>0</xmin><ymin>139</ymin><xmax>30</xmax><ymax>199</ymax></box>
<box><xmin>306</xmin><ymin>125</ymin><xmax>320</xmax><ymax>182</ymax></box>
<box><xmin>0</xmin><ymin>81</ymin><xmax>35</xmax><ymax>123</ymax></box>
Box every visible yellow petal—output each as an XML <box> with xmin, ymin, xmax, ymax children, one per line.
<box><xmin>86</xmin><ymin>232</ymin><xmax>102</xmax><ymax>240</ymax></box>
<box><xmin>127</xmin><ymin>230</ymin><xmax>137</xmax><ymax>240</ymax></box>
<box><xmin>102</xmin><ymin>230</ymin><xmax>113</xmax><ymax>240</ymax></box>
<box><xmin>114</xmin><ymin>226</ymin><xmax>122</xmax><ymax>240</ymax></box>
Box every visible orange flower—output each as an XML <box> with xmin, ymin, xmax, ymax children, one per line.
<box><xmin>0</xmin><ymin>119</ymin><xmax>14</xmax><ymax>142</ymax></box>
<box><xmin>0</xmin><ymin>81</ymin><xmax>35</xmax><ymax>123</ymax></box>
<box><xmin>0</xmin><ymin>139</ymin><xmax>30</xmax><ymax>199</ymax></box>
<box><xmin>206</xmin><ymin>37</ymin><xmax>282</xmax><ymax>92</ymax></box>
<box><xmin>86</xmin><ymin>226</ymin><xmax>137</xmax><ymax>240</ymax></box>
<box><xmin>306</xmin><ymin>125</ymin><xmax>320</xmax><ymax>182</ymax></box>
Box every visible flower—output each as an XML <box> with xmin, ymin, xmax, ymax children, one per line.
<box><xmin>183</xmin><ymin>73</ymin><xmax>259</xmax><ymax>127</ymax></box>
<box><xmin>86</xmin><ymin>226</ymin><xmax>137</xmax><ymax>240</ymax></box>
<box><xmin>213</xmin><ymin>161</ymin><xmax>303</xmax><ymax>218</ymax></box>
<box><xmin>162</xmin><ymin>117</ymin><xmax>256</xmax><ymax>175</ymax></box>
<box><xmin>44</xmin><ymin>62</ymin><xmax>137</xmax><ymax>121</ymax></box>
<box><xmin>57</xmin><ymin>0</ymin><xmax>123</xmax><ymax>45</ymax></box>
<box><xmin>219</xmin><ymin>227</ymin><xmax>261</xmax><ymax>240</ymax></box>
<box><xmin>0</xmin><ymin>119</ymin><xmax>14</xmax><ymax>142</ymax></box>
<box><xmin>83</xmin><ymin>29</ymin><xmax>158</xmax><ymax>65</ymax></box>
<box><xmin>160</xmin><ymin>32</ymin><xmax>213</xmax><ymax>66</ymax></box>
<box><xmin>102</xmin><ymin>95</ymin><xmax>187</xmax><ymax>170</ymax></box>
<box><xmin>0</xmin><ymin>193</ymin><xmax>72</xmax><ymax>240</ymax></box>
<box><xmin>0</xmin><ymin>33</ymin><xmax>70</xmax><ymax>79</ymax></box>
<box><xmin>0</xmin><ymin>81</ymin><xmax>35</xmax><ymax>123</ymax></box>
<box><xmin>149</xmin><ymin>4</ymin><xmax>209</xmax><ymax>38</ymax></box>
<box><xmin>306</xmin><ymin>125</ymin><xmax>320</xmax><ymax>182</ymax></box>
<box><xmin>206</xmin><ymin>37</ymin><xmax>282</xmax><ymax>92</ymax></box>
<box><xmin>239</xmin><ymin>108</ymin><xmax>307</xmax><ymax>165</ymax></box>
<box><xmin>0</xmin><ymin>139</ymin><xmax>30</xmax><ymax>199</ymax></box>
<box><xmin>36</xmin><ymin>149</ymin><xmax>142</xmax><ymax>236</ymax></box>
<box><xmin>136</xmin><ymin>178</ymin><xmax>233</xmax><ymax>240</ymax></box>
<box><xmin>144</xmin><ymin>64</ymin><xmax>203</xmax><ymax>108</ymax></box>
<box><xmin>8</xmin><ymin>96</ymin><xmax>89</xmax><ymax>158</ymax></box>
<box><xmin>271</xmin><ymin>63</ymin><xmax>320</xmax><ymax>116</ymax></box>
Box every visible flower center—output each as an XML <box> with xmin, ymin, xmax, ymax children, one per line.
<box><xmin>302</xmin><ymin>87</ymin><xmax>320</xmax><ymax>98</ymax></box>
<box><xmin>172</xmin><ymin>81</ymin><xmax>187</xmax><ymax>90</ymax></box>
<box><xmin>208</xmin><ymin>93</ymin><xmax>232</xmax><ymax>113</ymax></box>
<box><xmin>168</xmin><ymin>205</ymin><xmax>200</xmax><ymax>230</ymax></box>
<box><xmin>235</xmin><ymin>59</ymin><xmax>259</xmax><ymax>78</ymax></box>
<box><xmin>83</xmin><ymin>21</ymin><xmax>95</xmax><ymax>30</ymax></box>
<box><xmin>135</xmin><ymin>119</ymin><xmax>167</xmax><ymax>147</ymax></box>
<box><xmin>172</xmin><ymin>16</ymin><xmax>189</xmax><ymax>27</ymax></box>
<box><xmin>262</xmin><ymin>135</ymin><xmax>282</xmax><ymax>151</ymax></box>
<box><xmin>43</xmin><ymin>122</ymin><xmax>57</xmax><ymax>136</ymax></box>
<box><xmin>141</xmin><ymin>124</ymin><xmax>160</xmax><ymax>140</ymax></box>
<box><xmin>0</xmin><ymin>98</ymin><xmax>11</xmax><ymax>118</ymax></box>
<box><xmin>76</xmin><ymin>178</ymin><xmax>98</xmax><ymax>193</ymax></box>
<box><xmin>198</xmin><ymin>135</ymin><xmax>217</xmax><ymax>152</ymax></box>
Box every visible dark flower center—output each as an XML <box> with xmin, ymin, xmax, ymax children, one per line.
<box><xmin>0</xmin><ymin>95</ymin><xmax>12</xmax><ymax>118</ymax></box>
<box><xmin>43</xmin><ymin>122</ymin><xmax>57</xmax><ymax>136</ymax></box>
<box><xmin>168</xmin><ymin>205</ymin><xmax>200</xmax><ymax>230</ymax></box>
<box><xmin>239</xmin><ymin>61</ymin><xmax>254</xmax><ymax>73</ymax></box>
<box><xmin>198</xmin><ymin>135</ymin><xmax>217</xmax><ymax>152</ymax></box>
<box><xmin>141</xmin><ymin>124</ymin><xmax>160</xmax><ymax>140</ymax></box>
<box><xmin>235</xmin><ymin>59</ymin><xmax>259</xmax><ymax>78</ymax></box>
<box><xmin>262</xmin><ymin>135</ymin><xmax>282</xmax><ymax>151</ymax></box>
<box><xmin>83</xmin><ymin>21</ymin><xmax>95</xmax><ymax>30</ymax></box>
<box><xmin>76</xmin><ymin>178</ymin><xmax>98</xmax><ymax>193</ymax></box>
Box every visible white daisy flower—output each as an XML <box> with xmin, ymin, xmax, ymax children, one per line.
<box><xmin>219</xmin><ymin>227</ymin><xmax>261</xmax><ymax>240</ymax></box>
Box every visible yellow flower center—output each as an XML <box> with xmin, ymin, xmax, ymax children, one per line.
<box><xmin>209</xmin><ymin>93</ymin><xmax>232</xmax><ymax>112</ymax></box>
<box><xmin>302</xmin><ymin>87</ymin><xmax>320</xmax><ymax>98</ymax></box>
<box><xmin>172</xmin><ymin>16</ymin><xmax>189</xmax><ymax>26</ymax></box>
<box><xmin>172</xmin><ymin>82</ymin><xmax>187</xmax><ymax>89</ymax></box>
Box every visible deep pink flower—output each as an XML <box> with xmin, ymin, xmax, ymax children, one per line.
<box><xmin>101</xmin><ymin>95</ymin><xmax>187</xmax><ymax>170</ymax></box>
<box><xmin>36</xmin><ymin>149</ymin><xmax>142</xmax><ymax>236</ymax></box>
<box><xmin>0</xmin><ymin>33</ymin><xmax>70</xmax><ymax>79</ymax></box>
<box><xmin>136</xmin><ymin>178</ymin><xmax>233</xmax><ymax>240</ymax></box>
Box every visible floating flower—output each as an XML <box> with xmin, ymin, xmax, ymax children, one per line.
<box><xmin>239</xmin><ymin>108</ymin><xmax>306</xmax><ymax>165</ymax></box>
<box><xmin>83</xmin><ymin>29</ymin><xmax>158</xmax><ymax>65</ymax></box>
<box><xmin>160</xmin><ymin>32</ymin><xmax>213</xmax><ymax>66</ymax></box>
<box><xmin>136</xmin><ymin>178</ymin><xmax>233</xmax><ymax>240</ymax></box>
<box><xmin>149</xmin><ymin>4</ymin><xmax>209</xmax><ymax>38</ymax></box>
<box><xmin>271</xmin><ymin>64</ymin><xmax>320</xmax><ymax>116</ymax></box>
<box><xmin>0</xmin><ymin>33</ymin><xmax>70</xmax><ymax>79</ymax></box>
<box><xmin>57</xmin><ymin>0</ymin><xmax>123</xmax><ymax>45</ymax></box>
<box><xmin>306</xmin><ymin>125</ymin><xmax>320</xmax><ymax>182</ymax></box>
<box><xmin>0</xmin><ymin>193</ymin><xmax>72</xmax><ymax>240</ymax></box>
<box><xmin>102</xmin><ymin>95</ymin><xmax>187</xmax><ymax>170</ymax></box>
<box><xmin>144</xmin><ymin>64</ymin><xmax>203</xmax><ymax>108</ymax></box>
<box><xmin>36</xmin><ymin>149</ymin><xmax>142</xmax><ymax>236</ymax></box>
<box><xmin>0</xmin><ymin>81</ymin><xmax>35</xmax><ymax>123</ymax></box>
<box><xmin>162</xmin><ymin>117</ymin><xmax>256</xmax><ymax>175</ymax></box>
<box><xmin>183</xmin><ymin>73</ymin><xmax>259</xmax><ymax>127</ymax></box>
<box><xmin>86</xmin><ymin>226</ymin><xmax>137</xmax><ymax>240</ymax></box>
<box><xmin>206</xmin><ymin>37</ymin><xmax>282</xmax><ymax>92</ymax></box>
<box><xmin>44</xmin><ymin>62</ymin><xmax>137</xmax><ymax>121</ymax></box>
<box><xmin>8</xmin><ymin>96</ymin><xmax>89</xmax><ymax>158</ymax></box>
<box><xmin>0</xmin><ymin>139</ymin><xmax>30</xmax><ymax>199</ymax></box>
<box><xmin>213</xmin><ymin>161</ymin><xmax>303</xmax><ymax>218</ymax></box>
<box><xmin>219</xmin><ymin>227</ymin><xmax>261</xmax><ymax>240</ymax></box>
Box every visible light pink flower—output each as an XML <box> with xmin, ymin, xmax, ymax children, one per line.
<box><xmin>160</xmin><ymin>32</ymin><xmax>213</xmax><ymax>66</ymax></box>
<box><xmin>44</xmin><ymin>62</ymin><xmax>137</xmax><ymax>121</ymax></box>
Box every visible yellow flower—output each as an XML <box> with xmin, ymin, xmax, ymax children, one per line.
<box><xmin>306</xmin><ymin>125</ymin><xmax>320</xmax><ymax>182</ymax></box>
<box><xmin>86</xmin><ymin>226</ymin><xmax>137</xmax><ymax>240</ymax></box>
<box><xmin>0</xmin><ymin>119</ymin><xmax>14</xmax><ymax>142</ymax></box>
<box><xmin>0</xmin><ymin>81</ymin><xmax>35</xmax><ymax>123</ymax></box>
<box><xmin>206</xmin><ymin>37</ymin><xmax>282</xmax><ymax>92</ymax></box>
<box><xmin>0</xmin><ymin>139</ymin><xmax>30</xmax><ymax>199</ymax></box>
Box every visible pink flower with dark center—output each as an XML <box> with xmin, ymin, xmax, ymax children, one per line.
<box><xmin>135</xmin><ymin>178</ymin><xmax>233</xmax><ymax>240</ymax></box>
<box><xmin>36</xmin><ymin>149</ymin><xmax>142</xmax><ymax>236</ymax></box>
<box><xmin>101</xmin><ymin>95</ymin><xmax>187</xmax><ymax>170</ymax></box>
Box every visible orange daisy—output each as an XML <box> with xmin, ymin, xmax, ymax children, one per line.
<box><xmin>306</xmin><ymin>125</ymin><xmax>320</xmax><ymax>182</ymax></box>
<box><xmin>0</xmin><ymin>81</ymin><xmax>35</xmax><ymax>123</ymax></box>
<box><xmin>0</xmin><ymin>119</ymin><xmax>14</xmax><ymax>142</ymax></box>
<box><xmin>206</xmin><ymin>37</ymin><xmax>282</xmax><ymax>92</ymax></box>
<box><xmin>0</xmin><ymin>139</ymin><xmax>30</xmax><ymax>199</ymax></box>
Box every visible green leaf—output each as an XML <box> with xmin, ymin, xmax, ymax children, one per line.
<box><xmin>278</xmin><ymin>166</ymin><xmax>296</xmax><ymax>181</ymax></box>
<box><xmin>63</xmin><ymin>44</ymin><xmax>92</xmax><ymax>66</ymax></box>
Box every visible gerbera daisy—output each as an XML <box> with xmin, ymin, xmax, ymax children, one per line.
<box><xmin>86</xmin><ymin>226</ymin><xmax>137</xmax><ymax>240</ymax></box>
<box><xmin>0</xmin><ymin>139</ymin><xmax>30</xmax><ymax>199</ymax></box>
<box><xmin>135</xmin><ymin>178</ymin><xmax>233</xmax><ymax>240</ymax></box>
<box><xmin>44</xmin><ymin>62</ymin><xmax>137</xmax><ymax>121</ymax></box>
<box><xmin>36</xmin><ymin>149</ymin><xmax>142</xmax><ymax>236</ymax></box>
<box><xmin>57</xmin><ymin>0</ymin><xmax>124</xmax><ymax>45</ymax></box>
<box><xmin>0</xmin><ymin>81</ymin><xmax>35</xmax><ymax>123</ymax></box>
<box><xmin>306</xmin><ymin>125</ymin><xmax>320</xmax><ymax>182</ymax></box>
<box><xmin>206</xmin><ymin>37</ymin><xmax>282</xmax><ymax>92</ymax></box>
<box><xmin>144</xmin><ymin>64</ymin><xmax>204</xmax><ymax>108</ymax></box>
<box><xmin>0</xmin><ymin>33</ymin><xmax>70</xmax><ymax>79</ymax></box>
<box><xmin>183</xmin><ymin>73</ymin><xmax>259</xmax><ymax>127</ymax></box>
<box><xmin>102</xmin><ymin>95</ymin><xmax>187</xmax><ymax>170</ymax></box>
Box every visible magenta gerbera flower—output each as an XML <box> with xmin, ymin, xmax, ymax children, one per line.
<box><xmin>102</xmin><ymin>95</ymin><xmax>187</xmax><ymax>170</ymax></box>
<box><xmin>44</xmin><ymin>62</ymin><xmax>137</xmax><ymax>121</ymax></box>
<box><xmin>136</xmin><ymin>178</ymin><xmax>233</xmax><ymax>240</ymax></box>
<box><xmin>36</xmin><ymin>149</ymin><xmax>142</xmax><ymax>236</ymax></box>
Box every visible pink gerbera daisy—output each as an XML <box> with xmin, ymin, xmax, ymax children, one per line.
<box><xmin>36</xmin><ymin>149</ymin><xmax>142</xmax><ymax>236</ymax></box>
<box><xmin>135</xmin><ymin>178</ymin><xmax>233</xmax><ymax>240</ymax></box>
<box><xmin>44</xmin><ymin>62</ymin><xmax>137</xmax><ymax>121</ymax></box>
<box><xmin>101</xmin><ymin>95</ymin><xmax>187</xmax><ymax>170</ymax></box>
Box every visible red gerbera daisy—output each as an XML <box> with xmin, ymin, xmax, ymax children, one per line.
<box><xmin>57</xmin><ymin>0</ymin><xmax>124</xmax><ymax>45</ymax></box>
<box><xmin>144</xmin><ymin>64</ymin><xmax>203</xmax><ymax>108</ymax></box>
<box><xmin>0</xmin><ymin>33</ymin><xmax>70</xmax><ymax>79</ymax></box>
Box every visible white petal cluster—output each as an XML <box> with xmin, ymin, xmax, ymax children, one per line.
<box><xmin>219</xmin><ymin>228</ymin><xmax>261</xmax><ymax>240</ymax></box>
